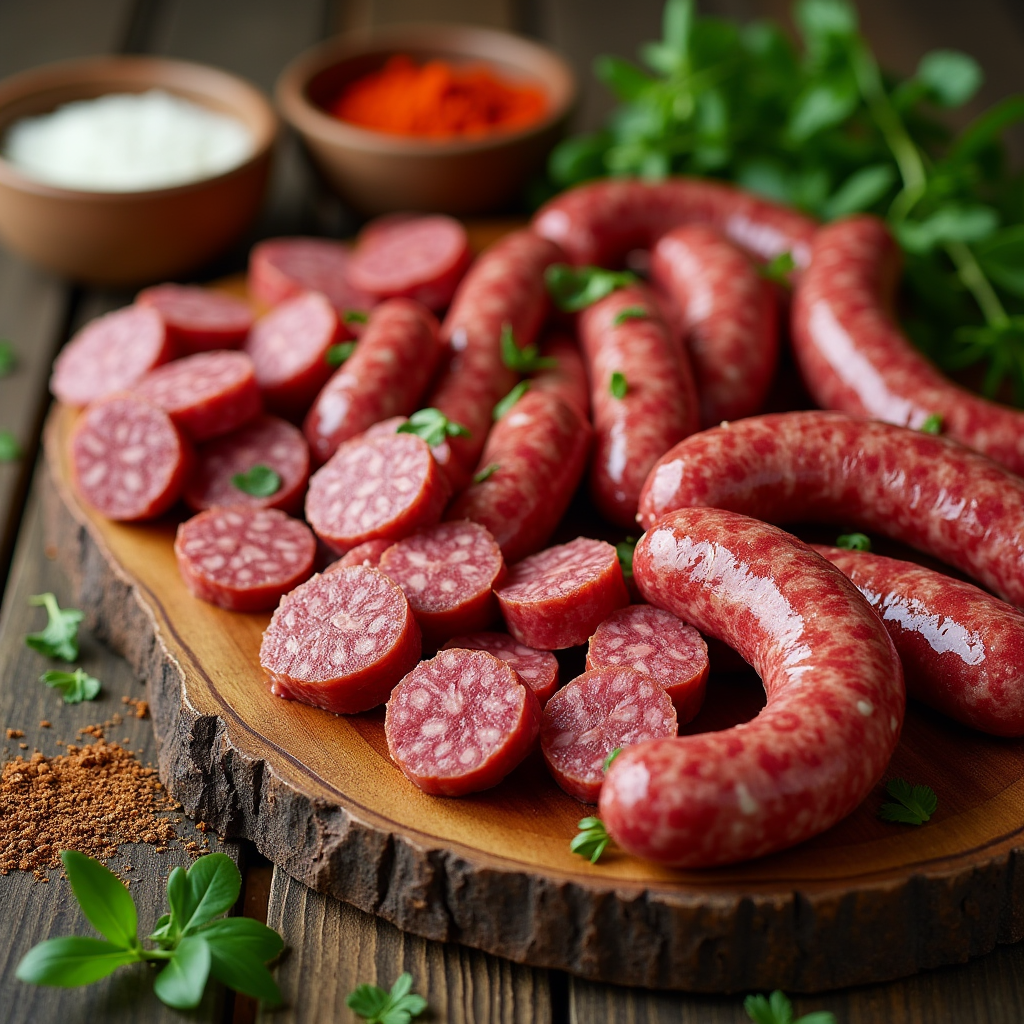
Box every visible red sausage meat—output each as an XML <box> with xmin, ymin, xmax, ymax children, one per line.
<box><xmin>137</xmin><ymin>284</ymin><xmax>253</xmax><ymax>353</ymax></box>
<box><xmin>441</xmin><ymin>632</ymin><xmax>560</xmax><ymax>706</ymax></box>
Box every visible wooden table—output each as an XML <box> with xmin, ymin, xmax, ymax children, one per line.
<box><xmin>1</xmin><ymin>2</ymin><xmax>1024</xmax><ymax>1021</ymax></box>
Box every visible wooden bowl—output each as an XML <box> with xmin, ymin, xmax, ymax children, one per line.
<box><xmin>0</xmin><ymin>56</ymin><xmax>277</xmax><ymax>286</ymax></box>
<box><xmin>276</xmin><ymin>24</ymin><xmax>576</xmax><ymax>216</ymax></box>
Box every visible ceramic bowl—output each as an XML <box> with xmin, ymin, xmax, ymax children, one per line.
<box><xmin>276</xmin><ymin>23</ymin><xmax>575</xmax><ymax>216</ymax></box>
<box><xmin>0</xmin><ymin>56</ymin><xmax>277</xmax><ymax>286</ymax></box>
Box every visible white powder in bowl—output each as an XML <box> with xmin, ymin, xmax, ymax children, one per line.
<box><xmin>2</xmin><ymin>89</ymin><xmax>255</xmax><ymax>192</ymax></box>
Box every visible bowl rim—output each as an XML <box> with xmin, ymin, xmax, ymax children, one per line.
<box><xmin>275</xmin><ymin>22</ymin><xmax>577</xmax><ymax>157</ymax></box>
<box><xmin>0</xmin><ymin>54</ymin><xmax>279</xmax><ymax>202</ymax></box>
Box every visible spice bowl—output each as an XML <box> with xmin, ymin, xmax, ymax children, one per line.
<box><xmin>276</xmin><ymin>23</ymin><xmax>576</xmax><ymax>216</ymax></box>
<box><xmin>0</xmin><ymin>56</ymin><xmax>277</xmax><ymax>286</ymax></box>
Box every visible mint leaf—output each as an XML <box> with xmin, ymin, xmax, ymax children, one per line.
<box><xmin>179</xmin><ymin>854</ymin><xmax>241</xmax><ymax>935</ymax></box>
<box><xmin>201</xmin><ymin>918</ymin><xmax>283</xmax><ymax>1005</ymax></box>
<box><xmin>40</xmin><ymin>668</ymin><xmax>101</xmax><ymax>703</ymax></box>
<box><xmin>493</xmin><ymin>381</ymin><xmax>530</xmax><ymax>421</ymax></box>
<box><xmin>609</xmin><ymin>371</ymin><xmax>628</xmax><ymax>399</ymax></box>
<box><xmin>231</xmin><ymin>463</ymin><xmax>282</xmax><ymax>498</ymax></box>
<box><xmin>61</xmin><ymin>851</ymin><xmax>138</xmax><ymax>950</ymax></box>
<box><xmin>835</xmin><ymin>532</ymin><xmax>871</xmax><ymax>552</ymax></box>
<box><xmin>500</xmin><ymin>323</ymin><xmax>556</xmax><ymax>373</ymax></box>
<box><xmin>26</xmin><ymin>593</ymin><xmax>83</xmax><ymax>662</ymax></box>
<box><xmin>0</xmin><ymin>430</ymin><xmax>20</xmax><ymax>461</ymax></box>
<box><xmin>153</xmin><ymin>934</ymin><xmax>211</xmax><ymax>1010</ymax></box>
<box><xmin>879</xmin><ymin>778</ymin><xmax>937</xmax><ymax>826</ymax></box>
<box><xmin>744</xmin><ymin>989</ymin><xmax>836</xmax><ymax>1024</ymax></box>
<box><xmin>545</xmin><ymin>264</ymin><xmax>637</xmax><ymax>312</ymax></box>
<box><xmin>397</xmin><ymin>408</ymin><xmax>470</xmax><ymax>448</ymax></box>
<box><xmin>348</xmin><ymin>972</ymin><xmax>427</xmax><ymax>1023</ymax></box>
<box><xmin>325</xmin><ymin>341</ymin><xmax>357</xmax><ymax>366</ymax></box>
<box><xmin>16</xmin><ymin>937</ymin><xmax>140</xmax><ymax>987</ymax></box>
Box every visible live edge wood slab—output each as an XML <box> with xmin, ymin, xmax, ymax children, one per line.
<box><xmin>42</xmin><ymin>402</ymin><xmax>1024</xmax><ymax>994</ymax></box>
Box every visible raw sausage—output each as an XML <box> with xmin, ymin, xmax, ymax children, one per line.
<box><xmin>69</xmin><ymin>393</ymin><xmax>191</xmax><ymax>521</ymax></box>
<box><xmin>541</xmin><ymin>666</ymin><xmax>677</xmax><ymax>803</ymax></box>
<box><xmin>495</xmin><ymin>537</ymin><xmax>629</xmax><ymax>649</ymax></box>
<box><xmin>377</xmin><ymin>520</ymin><xmax>505</xmax><ymax>644</ymax></box>
<box><xmin>260</xmin><ymin>566</ymin><xmax>421</xmax><ymax>714</ymax></box>
<box><xmin>637</xmin><ymin>410</ymin><xmax>1024</xmax><ymax>607</ymax></box>
<box><xmin>446</xmin><ymin>389</ymin><xmax>592</xmax><ymax>563</ymax></box>
<box><xmin>385</xmin><ymin>648</ymin><xmax>541</xmax><ymax>796</ymax></box>
<box><xmin>136</xmin><ymin>284</ymin><xmax>253</xmax><ymax>353</ymax></box>
<box><xmin>441</xmin><ymin>632</ymin><xmax>560</xmax><ymax>706</ymax></box>
<box><xmin>791</xmin><ymin>215</ymin><xmax>1024</xmax><ymax>476</ymax></box>
<box><xmin>531</xmin><ymin>333</ymin><xmax>590</xmax><ymax>418</ymax></box>
<box><xmin>305</xmin><ymin>431</ymin><xmax>449</xmax><ymax>554</ymax></box>
<box><xmin>599</xmin><ymin>507</ymin><xmax>904</xmax><ymax>867</ymax></box>
<box><xmin>51</xmin><ymin>305</ymin><xmax>173</xmax><ymax>407</ymax></box>
<box><xmin>586</xmin><ymin>604</ymin><xmax>709</xmax><ymax>723</ymax></box>
<box><xmin>133</xmin><ymin>350</ymin><xmax>262</xmax><ymax>441</ymax></box>
<box><xmin>578</xmin><ymin>282</ymin><xmax>699</xmax><ymax>527</ymax></box>
<box><xmin>815</xmin><ymin>545</ymin><xmax>1024</xmax><ymax>737</ymax></box>
<box><xmin>650</xmin><ymin>225</ymin><xmax>778</xmax><ymax>426</ymax></box>
<box><xmin>303</xmin><ymin>298</ymin><xmax>441</xmax><ymax>465</ymax></box>
<box><xmin>183</xmin><ymin>414</ymin><xmax>310</xmax><ymax>515</ymax></box>
<box><xmin>174</xmin><ymin>506</ymin><xmax>316</xmax><ymax>612</ymax></box>
<box><xmin>532</xmin><ymin>177</ymin><xmax>817</xmax><ymax>271</ymax></box>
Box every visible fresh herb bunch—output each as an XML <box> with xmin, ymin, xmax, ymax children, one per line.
<box><xmin>26</xmin><ymin>593</ymin><xmax>84</xmax><ymax>662</ymax></box>
<box><xmin>546</xmin><ymin>0</ymin><xmax>1024</xmax><ymax>401</ymax></box>
<box><xmin>744</xmin><ymin>989</ymin><xmax>836</xmax><ymax>1024</ymax></box>
<box><xmin>347</xmin><ymin>972</ymin><xmax>428</xmax><ymax>1024</ymax></box>
<box><xmin>17</xmin><ymin>851</ymin><xmax>283</xmax><ymax>1009</ymax></box>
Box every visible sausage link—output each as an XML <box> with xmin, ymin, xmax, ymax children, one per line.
<box><xmin>638</xmin><ymin>411</ymin><xmax>1024</xmax><ymax>607</ymax></box>
<box><xmin>599</xmin><ymin>507</ymin><xmax>904</xmax><ymax>867</ymax></box>
<box><xmin>531</xmin><ymin>333</ymin><xmax>590</xmax><ymax>418</ymax></box>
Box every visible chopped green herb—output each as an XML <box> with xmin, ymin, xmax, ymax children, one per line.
<box><xmin>919</xmin><ymin>412</ymin><xmax>943</xmax><ymax>434</ymax></box>
<box><xmin>40</xmin><ymin>668</ymin><xmax>101</xmax><ymax>703</ymax></box>
<box><xmin>835</xmin><ymin>532</ymin><xmax>871</xmax><ymax>551</ymax></box>
<box><xmin>0</xmin><ymin>430</ymin><xmax>20</xmax><ymax>461</ymax></box>
<box><xmin>0</xmin><ymin>339</ymin><xmax>16</xmax><ymax>376</ymax></box>
<box><xmin>744</xmin><ymin>988</ymin><xmax>836</xmax><ymax>1024</ymax></box>
<box><xmin>616</xmin><ymin>536</ymin><xmax>637</xmax><ymax>579</ymax></box>
<box><xmin>570</xmin><ymin>817</ymin><xmax>612</xmax><ymax>864</ymax></box>
<box><xmin>612</xmin><ymin>305</ymin><xmax>650</xmax><ymax>325</ymax></box>
<box><xmin>609</xmin><ymin>371</ymin><xmax>628</xmax><ymax>399</ymax></box>
<box><xmin>343</xmin><ymin>310</ymin><xmax>369</xmax><ymax>325</ymax></box>
<box><xmin>500</xmin><ymin>323</ymin><xmax>557</xmax><ymax>373</ymax></box>
<box><xmin>878</xmin><ymin>777</ymin><xmax>937</xmax><ymax>826</ymax></box>
<box><xmin>493</xmin><ymin>381</ymin><xmax>530</xmax><ymax>420</ymax></box>
<box><xmin>347</xmin><ymin>972</ymin><xmax>428</xmax><ymax>1024</ymax></box>
<box><xmin>231</xmin><ymin>464</ymin><xmax>282</xmax><ymax>498</ymax></box>
<box><xmin>545</xmin><ymin>264</ymin><xmax>637</xmax><ymax>312</ymax></box>
<box><xmin>25</xmin><ymin>593</ymin><xmax>83</xmax><ymax>662</ymax></box>
<box><xmin>325</xmin><ymin>341</ymin><xmax>357</xmax><ymax>367</ymax></box>
<box><xmin>473</xmin><ymin>463</ymin><xmax>500</xmax><ymax>484</ymax></box>
<box><xmin>760</xmin><ymin>251</ymin><xmax>796</xmax><ymax>285</ymax></box>
<box><xmin>397</xmin><ymin>408</ymin><xmax>470</xmax><ymax>448</ymax></box>
<box><xmin>602</xmin><ymin>747</ymin><xmax>623</xmax><ymax>772</ymax></box>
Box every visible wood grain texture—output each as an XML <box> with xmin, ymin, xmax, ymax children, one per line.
<box><xmin>258</xmin><ymin>866</ymin><xmax>552</xmax><ymax>1024</ymax></box>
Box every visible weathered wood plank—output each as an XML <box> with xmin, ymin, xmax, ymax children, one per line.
<box><xmin>340</xmin><ymin>0</ymin><xmax>515</xmax><ymax>31</ymax></box>
<box><xmin>258</xmin><ymin>868</ymin><xmax>553</xmax><ymax>1024</ymax></box>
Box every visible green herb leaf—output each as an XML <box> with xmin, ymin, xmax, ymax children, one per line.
<box><xmin>544</xmin><ymin>264</ymin><xmax>637</xmax><ymax>312</ymax></box>
<box><xmin>879</xmin><ymin>778</ymin><xmax>937</xmax><ymax>826</ymax></box>
<box><xmin>895</xmin><ymin>205</ymin><xmax>1000</xmax><ymax>254</ymax></box>
<box><xmin>26</xmin><ymin>593</ymin><xmax>83</xmax><ymax>662</ymax></box>
<box><xmin>500</xmin><ymin>323</ymin><xmax>556</xmax><ymax>373</ymax></box>
<box><xmin>0</xmin><ymin>340</ymin><xmax>16</xmax><ymax>376</ymax></box>
<box><xmin>915</xmin><ymin>50</ymin><xmax>982</xmax><ymax>108</ymax></box>
<box><xmin>473</xmin><ymin>463</ymin><xmax>500</xmax><ymax>484</ymax></box>
<box><xmin>178</xmin><ymin>854</ymin><xmax>241</xmax><ymax>936</ymax></box>
<box><xmin>612</xmin><ymin>306</ymin><xmax>650</xmax><ymax>325</ymax></box>
<box><xmin>397</xmin><ymin>408</ymin><xmax>470</xmax><ymax>448</ymax></box>
<box><xmin>343</xmin><ymin>310</ymin><xmax>369</xmax><ymax>325</ymax></box>
<box><xmin>975</xmin><ymin>226</ymin><xmax>1024</xmax><ymax>299</ymax></box>
<box><xmin>325</xmin><ymin>341</ymin><xmax>357</xmax><ymax>367</ymax></box>
<box><xmin>602</xmin><ymin>747</ymin><xmax>623</xmax><ymax>772</ymax></box>
<box><xmin>493</xmin><ymin>381</ymin><xmax>530</xmax><ymax>421</ymax></box>
<box><xmin>61</xmin><ymin>851</ymin><xmax>138</xmax><ymax>950</ymax></box>
<box><xmin>822</xmin><ymin>164</ymin><xmax>897</xmax><ymax>219</ymax></box>
<box><xmin>153</xmin><ymin>934</ymin><xmax>211</xmax><ymax>1010</ymax></box>
<box><xmin>15</xmin><ymin>937</ymin><xmax>141</xmax><ymax>987</ymax></box>
<box><xmin>570</xmin><ymin>817</ymin><xmax>612</xmax><ymax>864</ymax></box>
<box><xmin>201</xmin><ymin>918</ymin><xmax>283</xmax><ymax>1005</ymax></box>
<box><xmin>0</xmin><ymin>430</ymin><xmax>21</xmax><ymax>461</ymax></box>
<box><xmin>40</xmin><ymin>668</ymin><xmax>101</xmax><ymax>703</ymax></box>
<box><xmin>231</xmin><ymin>464</ymin><xmax>281</xmax><ymax>498</ymax></box>
<box><xmin>760</xmin><ymin>251</ymin><xmax>797</xmax><ymax>285</ymax></box>
<box><xmin>609</xmin><ymin>372</ymin><xmax>628</xmax><ymax>399</ymax></box>
<box><xmin>347</xmin><ymin>972</ymin><xmax>427</xmax><ymax>1023</ymax></box>
<box><xmin>744</xmin><ymin>988</ymin><xmax>836</xmax><ymax>1024</ymax></box>
<box><xmin>919</xmin><ymin>412</ymin><xmax>943</xmax><ymax>434</ymax></box>
<box><xmin>835</xmin><ymin>532</ymin><xmax>871</xmax><ymax>552</ymax></box>
<box><xmin>787</xmin><ymin>76</ymin><xmax>859</xmax><ymax>142</ymax></box>
<box><xmin>616</xmin><ymin>536</ymin><xmax>637</xmax><ymax>579</ymax></box>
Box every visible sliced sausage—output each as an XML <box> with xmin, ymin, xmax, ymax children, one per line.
<box><xmin>305</xmin><ymin>431</ymin><xmax>449</xmax><ymax>555</ymax></box>
<box><xmin>532</xmin><ymin>176</ymin><xmax>818</xmax><ymax>271</ymax></box>
<box><xmin>260</xmin><ymin>566</ymin><xmax>421</xmax><ymax>714</ymax></box>
<box><xmin>541</xmin><ymin>666</ymin><xmax>678</xmax><ymax>803</ymax></box>
<box><xmin>136</xmin><ymin>284</ymin><xmax>254</xmax><ymax>353</ymax></box>
<box><xmin>578</xmin><ymin>282</ymin><xmax>699</xmax><ymax>528</ymax></box>
<box><xmin>638</xmin><ymin>410</ymin><xmax>1024</xmax><ymax>608</ymax></box>
<box><xmin>175</xmin><ymin>506</ymin><xmax>316</xmax><ymax>612</ymax></box>
<box><xmin>599</xmin><ymin>507</ymin><xmax>905</xmax><ymax>868</ymax></box>
<box><xmin>815</xmin><ymin>545</ymin><xmax>1024</xmax><ymax>737</ymax></box>
<box><xmin>303</xmin><ymin>298</ymin><xmax>441</xmax><ymax>465</ymax></box>
<box><xmin>441</xmin><ymin>632</ymin><xmax>560</xmax><ymax>706</ymax></box>
<box><xmin>348</xmin><ymin>215</ymin><xmax>472</xmax><ymax>310</ymax></box>
<box><xmin>586</xmin><ymin>604</ymin><xmax>709</xmax><ymax>723</ymax></box>
<box><xmin>183</xmin><ymin>414</ymin><xmax>309</xmax><ymax>515</ymax></box>
<box><xmin>531</xmin><ymin>332</ymin><xmax>590</xmax><ymax>418</ymax></box>
<box><xmin>651</xmin><ymin>225</ymin><xmax>778</xmax><ymax>426</ymax></box>
<box><xmin>791</xmin><ymin>215</ymin><xmax>1024</xmax><ymax>476</ymax></box>
<box><xmin>446</xmin><ymin>389</ymin><xmax>592</xmax><ymax>563</ymax></box>
<box><xmin>331</xmin><ymin>538</ymin><xmax>394</xmax><ymax>571</ymax></box>
<box><xmin>377</xmin><ymin>520</ymin><xmax>504</xmax><ymax>644</ymax></box>
<box><xmin>51</xmin><ymin>305</ymin><xmax>172</xmax><ymax>408</ymax></box>
<box><xmin>69</xmin><ymin>393</ymin><xmax>190</xmax><ymax>521</ymax></box>
<box><xmin>495</xmin><ymin>538</ymin><xmax>630</xmax><ymax>650</ymax></box>
<box><xmin>385</xmin><ymin>648</ymin><xmax>541</xmax><ymax>796</ymax></box>
<box><xmin>132</xmin><ymin>350</ymin><xmax>262</xmax><ymax>441</ymax></box>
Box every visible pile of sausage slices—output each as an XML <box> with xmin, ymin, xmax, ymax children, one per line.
<box><xmin>55</xmin><ymin>176</ymin><xmax>1024</xmax><ymax>870</ymax></box>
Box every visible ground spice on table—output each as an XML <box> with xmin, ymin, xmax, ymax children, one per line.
<box><xmin>0</xmin><ymin>724</ymin><xmax>178</xmax><ymax>880</ymax></box>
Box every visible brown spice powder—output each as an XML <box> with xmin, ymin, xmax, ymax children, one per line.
<box><xmin>0</xmin><ymin>725</ymin><xmax>178</xmax><ymax>878</ymax></box>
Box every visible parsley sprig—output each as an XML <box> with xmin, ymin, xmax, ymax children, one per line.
<box><xmin>602</xmin><ymin>747</ymin><xmax>623</xmax><ymax>772</ymax></box>
<box><xmin>0</xmin><ymin>430</ymin><xmax>21</xmax><ymax>462</ymax></box>
<box><xmin>347</xmin><ymin>972</ymin><xmax>427</xmax><ymax>1024</ymax></box>
<box><xmin>397</xmin><ymin>409</ymin><xmax>470</xmax><ymax>448</ymax></box>
<box><xmin>473</xmin><ymin>463</ymin><xmax>500</xmax><ymax>484</ymax></box>
<box><xmin>613</xmin><ymin>305</ymin><xmax>650</xmax><ymax>325</ymax></box>
<box><xmin>835</xmin><ymin>532</ymin><xmax>871</xmax><ymax>551</ymax></box>
<box><xmin>40</xmin><ymin>668</ymin><xmax>101</xmax><ymax>704</ymax></box>
<box><xmin>493</xmin><ymin>381</ymin><xmax>530</xmax><ymax>420</ymax></box>
<box><xmin>878</xmin><ymin>777</ymin><xmax>937</xmax><ymax>826</ymax></box>
<box><xmin>325</xmin><ymin>341</ymin><xmax>357</xmax><ymax>367</ymax></box>
<box><xmin>744</xmin><ymin>989</ymin><xmax>836</xmax><ymax>1024</ymax></box>
<box><xmin>570</xmin><ymin>817</ymin><xmax>613</xmax><ymax>864</ymax></box>
<box><xmin>232</xmin><ymin>464</ymin><xmax>282</xmax><ymax>498</ymax></box>
<box><xmin>16</xmin><ymin>852</ymin><xmax>283</xmax><ymax>1009</ymax></box>
<box><xmin>500</xmin><ymin>323</ymin><xmax>557</xmax><ymax>373</ymax></box>
<box><xmin>26</xmin><ymin>593</ymin><xmax>83</xmax><ymax>662</ymax></box>
<box><xmin>545</xmin><ymin>264</ymin><xmax>637</xmax><ymax>312</ymax></box>
<box><xmin>0</xmin><ymin>339</ymin><xmax>16</xmax><ymax>376</ymax></box>
<box><xmin>616</xmin><ymin>536</ymin><xmax>637</xmax><ymax>580</ymax></box>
